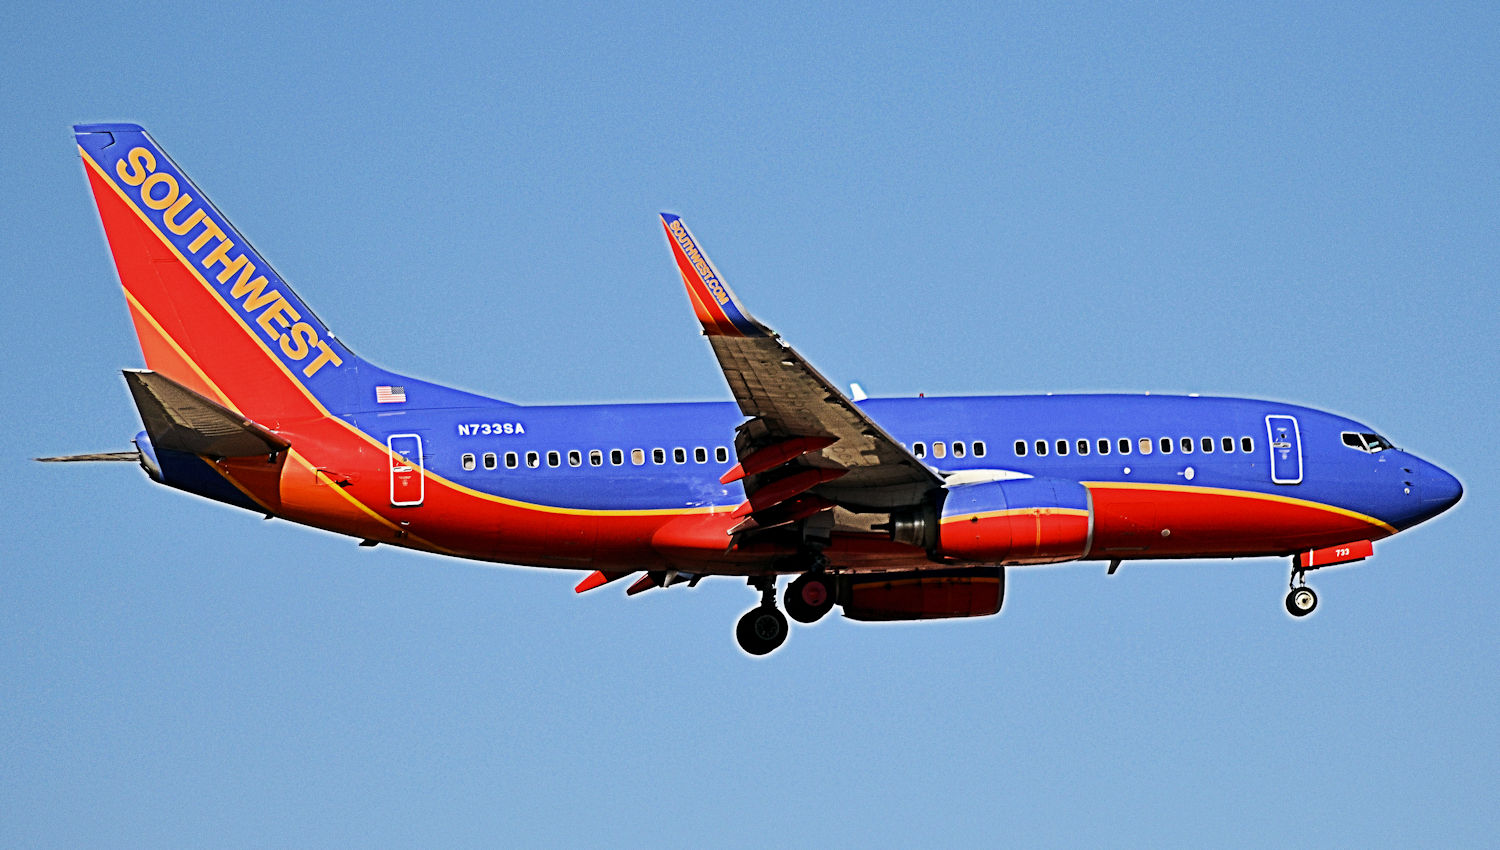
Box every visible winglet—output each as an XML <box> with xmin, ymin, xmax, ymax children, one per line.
<box><xmin>659</xmin><ymin>214</ymin><xmax>766</xmax><ymax>337</ymax></box>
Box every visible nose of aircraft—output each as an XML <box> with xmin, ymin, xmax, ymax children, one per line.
<box><xmin>1421</xmin><ymin>461</ymin><xmax>1463</xmax><ymax>514</ymax></box>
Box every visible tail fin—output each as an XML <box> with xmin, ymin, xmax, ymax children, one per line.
<box><xmin>75</xmin><ymin>123</ymin><xmax>356</xmax><ymax>423</ymax></box>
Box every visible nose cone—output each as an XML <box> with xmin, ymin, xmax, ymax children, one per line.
<box><xmin>1422</xmin><ymin>463</ymin><xmax>1463</xmax><ymax>514</ymax></box>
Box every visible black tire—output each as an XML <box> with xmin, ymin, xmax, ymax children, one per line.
<box><xmin>1286</xmin><ymin>586</ymin><xmax>1318</xmax><ymax>617</ymax></box>
<box><xmin>785</xmin><ymin>573</ymin><xmax>835</xmax><ymax>624</ymax></box>
<box><xmin>736</xmin><ymin>605</ymin><xmax>789</xmax><ymax>655</ymax></box>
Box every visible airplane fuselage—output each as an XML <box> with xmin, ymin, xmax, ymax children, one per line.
<box><xmin>143</xmin><ymin>389</ymin><xmax>1459</xmax><ymax>575</ymax></box>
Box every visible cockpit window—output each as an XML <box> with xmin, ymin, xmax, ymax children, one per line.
<box><xmin>1341</xmin><ymin>431</ymin><xmax>1394</xmax><ymax>453</ymax></box>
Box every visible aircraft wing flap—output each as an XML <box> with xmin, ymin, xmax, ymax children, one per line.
<box><xmin>124</xmin><ymin>369</ymin><xmax>289</xmax><ymax>457</ymax></box>
<box><xmin>712</xmin><ymin>334</ymin><xmax>935</xmax><ymax>494</ymax></box>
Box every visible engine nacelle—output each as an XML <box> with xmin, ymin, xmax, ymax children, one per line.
<box><xmin>892</xmin><ymin>478</ymin><xmax>1093</xmax><ymax>566</ymax></box>
<box><xmin>837</xmin><ymin>567</ymin><xmax>1004</xmax><ymax>621</ymax></box>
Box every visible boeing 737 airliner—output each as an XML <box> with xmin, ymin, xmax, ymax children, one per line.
<box><xmin>48</xmin><ymin>123</ymin><xmax>1462</xmax><ymax>655</ymax></box>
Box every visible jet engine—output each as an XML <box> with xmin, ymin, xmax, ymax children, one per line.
<box><xmin>836</xmin><ymin>567</ymin><xmax>1004</xmax><ymax>621</ymax></box>
<box><xmin>889</xmin><ymin>477</ymin><xmax>1093</xmax><ymax>565</ymax></box>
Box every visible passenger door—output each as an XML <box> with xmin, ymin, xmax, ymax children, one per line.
<box><xmin>387</xmin><ymin>433</ymin><xmax>425</xmax><ymax>506</ymax></box>
<box><xmin>1265</xmin><ymin>415</ymin><xmax>1303</xmax><ymax>485</ymax></box>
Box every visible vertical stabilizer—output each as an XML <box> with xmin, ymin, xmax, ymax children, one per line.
<box><xmin>75</xmin><ymin>123</ymin><xmax>357</xmax><ymax>423</ymax></box>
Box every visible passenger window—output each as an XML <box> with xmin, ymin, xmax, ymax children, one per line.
<box><xmin>589</xmin><ymin>450</ymin><xmax>603</xmax><ymax>467</ymax></box>
<box><xmin>631</xmin><ymin>448</ymin><xmax>645</xmax><ymax>466</ymax></box>
<box><xmin>1138</xmin><ymin>438</ymin><xmax>1152</xmax><ymax>455</ymax></box>
<box><xmin>548</xmin><ymin>451</ymin><xmax>561</xmax><ymax>468</ymax></box>
<box><xmin>673</xmin><ymin>447</ymin><xmax>686</xmax><ymax>464</ymax></box>
<box><xmin>933</xmin><ymin>442</ymin><xmax>946</xmax><ymax>459</ymax></box>
<box><xmin>567</xmin><ymin>450</ymin><xmax>581</xmax><ymax>467</ymax></box>
<box><xmin>1098</xmin><ymin>438</ymin><xmax>1110</xmax><ymax>455</ymax></box>
<box><xmin>1241</xmin><ymin>436</ymin><xmax>1254</xmax><ymax>453</ymax></box>
<box><xmin>1015</xmin><ymin>440</ymin><xmax>1027</xmax><ymax>457</ymax></box>
<box><xmin>1180</xmin><ymin>437</ymin><xmax>1193</xmax><ymax>454</ymax></box>
<box><xmin>914</xmin><ymin>442</ymin><xmax>926</xmax><ymax>458</ymax></box>
<box><xmin>610</xmin><ymin>449</ymin><xmax>624</xmax><ymax>466</ymax></box>
<box><xmin>1119</xmin><ymin>438</ymin><xmax>1132</xmax><ymax>455</ymax></box>
<box><xmin>973</xmin><ymin>441</ymin><xmax>986</xmax><ymax>458</ymax></box>
<box><xmin>694</xmin><ymin>447</ymin><xmax>707</xmax><ymax>463</ymax></box>
<box><xmin>526</xmin><ymin>451</ymin><xmax>540</xmax><ymax>468</ymax></box>
<box><xmin>952</xmin><ymin>442</ymin><xmax>966</xmax><ymax>458</ymax></box>
<box><xmin>1036</xmin><ymin>440</ymin><xmax>1048</xmax><ymax>456</ymax></box>
<box><xmin>1076</xmin><ymin>439</ymin><xmax>1089</xmax><ymax>456</ymax></box>
<box><xmin>1159</xmin><ymin>437</ymin><xmax>1173</xmax><ymax>454</ymax></box>
<box><xmin>505</xmin><ymin>452</ymin><xmax>518</xmax><ymax>469</ymax></box>
<box><xmin>1222</xmin><ymin>436</ymin><xmax>1234</xmax><ymax>453</ymax></box>
<box><xmin>1201</xmin><ymin>437</ymin><xmax>1213</xmax><ymax>453</ymax></box>
<box><xmin>1055</xmin><ymin>439</ymin><xmax>1068</xmax><ymax>456</ymax></box>
<box><xmin>716</xmin><ymin>446</ymin><xmax>729</xmax><ymax>463</ymax></box>
<box><xmin>652</xmin><ymin>448</ymin><xmax>666</xmax><ymax>465</ymax></box>
<box><xmin>461</xmin><ymin>453</ymin><xmax>476</xmax><ymax>471</ymax></box>
<box><xmin>484</xmin><ymin>452</ymin><xmax>497</xmax><ymax>470</ymax></box>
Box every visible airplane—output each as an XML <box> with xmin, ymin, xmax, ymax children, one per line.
<box><xmin>46</xmin><ymin>123</ymin><xmax>1463</xmax><ymax>656</ymax></box>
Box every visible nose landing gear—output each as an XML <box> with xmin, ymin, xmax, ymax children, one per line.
<box><xmin>1286</xmin><ymin>563</ymin><xmax>1318</xmax><ymax>617</ymax></box>
<box><xmin>1285</xmin><ymin>584</ymin><xmax>1318</xmax><ymax>617</ymax></box>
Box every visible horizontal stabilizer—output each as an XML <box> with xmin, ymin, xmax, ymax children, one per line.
<box><xmin>35</xmin><ymin>451</ymin><xmax>139</xmax><ymax>462</ymax></box>
<box><xmin>124</xmin><ymin>370</ymin><xmax>289</xmax><ymax>457</ymax></box>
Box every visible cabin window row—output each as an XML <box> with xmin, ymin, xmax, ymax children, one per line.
<box><xmin>460</xmin><ymin>445</ymin><xmax>732</xmax><ymax>471</ymax></box>
<box><xmin>1012</xmin><ymin>435</ymin><xmax>1256</xmax><ymax>458</ymax></box>
<box><xmin>911</xmin><ymin>440</ymin><xmax>987</xmax><ymax>460</ymax></box>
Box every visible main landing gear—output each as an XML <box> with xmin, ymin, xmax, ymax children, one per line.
<box><xmin>1286</xmin><ymin>564</ymin><xmax>1318</xmax><ymax>617</ymax></box>
<box><xmin>735</xmin><ymin>554</ymin><xmax>837</xmax><ymax>656</ymax></box>
<box><xmin>784</xmin><ymin>570</ymin><xmax>835</xmax><ymax>624</ymax></box>
<box><xmin>736</xmin><ymin>576</ymin><xmax>789</xmax><ymax>656</ymax></box>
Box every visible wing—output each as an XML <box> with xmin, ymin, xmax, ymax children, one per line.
<box><xmin>660</xmin><ymin>214</ymin><xmax>940</xmax><ymax>536</ymax></box>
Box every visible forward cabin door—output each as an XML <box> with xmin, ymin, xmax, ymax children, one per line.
<box><xmin>1265</xmin><ymin>415</ymin><xmax>1303</xmax><ymax>485</ymax></box>
<box><xmin>387</xmin><ymin>434</ymin><xmax>425</xmax><ymax>506</ymax></box>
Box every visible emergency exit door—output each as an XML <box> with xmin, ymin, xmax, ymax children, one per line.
<box><xmin>1265</xmin><ymin>415</ymin><xmax>1303</xmax><ymax>485</ymax></box>
<box><xmin>387</xmin><ymin>434</ymin><xmax>425</xmax><ymax>506</ymax></box>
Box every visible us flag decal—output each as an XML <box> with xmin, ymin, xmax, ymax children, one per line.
<box><xmin>375</xmin><ymin>385</ymin><xmax>407</xmax><ymax>404</ymax></box>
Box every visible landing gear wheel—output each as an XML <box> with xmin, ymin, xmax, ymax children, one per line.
<box><xmin>785</xmin><ymin>573</ymin><xmax>835</xmax><ymax>624</ymax></box>
<box><xmin>736</xmin><ymin>606</ymin><xmax>789</xmax><ymax>655</ymax></box>
<box><xmin>1286</xmin><ymin>586</ymin><xmax>1318</xmax><ymax>617</ymax></box>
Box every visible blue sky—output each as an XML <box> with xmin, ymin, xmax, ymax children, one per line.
<box><xmin>4</xmin><ymin>1</ymin><xmax>1497</xmax><ymax>845</ymax></box>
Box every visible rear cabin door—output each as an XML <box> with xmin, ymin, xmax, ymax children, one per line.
<box><xmin>1265</xmin><ymin>415</ymin><xmax>1303</xmax><ymax>485</ymax></box>
<box><xmin>388</xmin><ymin>434</ymin><xmax>425</xmax><ymax>506</ymax></box>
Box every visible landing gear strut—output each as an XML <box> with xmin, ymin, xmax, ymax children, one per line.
<box><xmin>1286</xmin><ymin>564</ymin><xmax>1318</xmax><ymax>617</ymax></box>
<box><xmin>736</xmin><ymin>576</ymin><xmax>789</xmax><ymax>656</ymax></box>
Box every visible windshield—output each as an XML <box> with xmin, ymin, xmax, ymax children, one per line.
<box><xmin>1342</xmin><ymin>431</ymin><xmax>1394</xmax><ymax>453</ymax></box>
